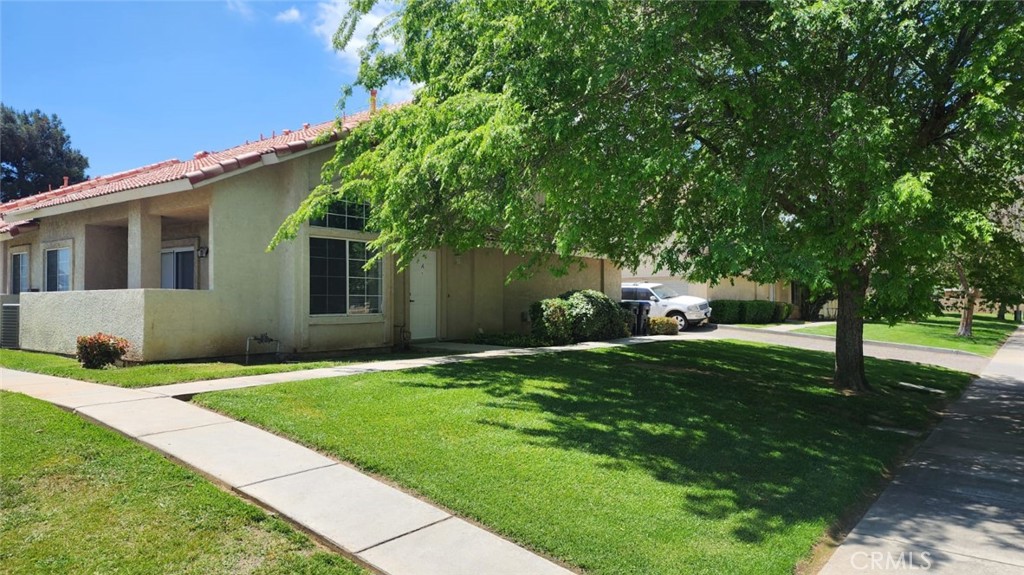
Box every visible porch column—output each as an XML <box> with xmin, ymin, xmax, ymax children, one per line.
<box><xmin>128</xmin><ymin>202</ymin><xmax>161</xmax><ymax>288</ymax></box>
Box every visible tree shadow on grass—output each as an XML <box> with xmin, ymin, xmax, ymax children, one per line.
<box><xmin>399</xmin><ymin>340</ymin><xmax>971</xmax><ymax>544</ymax></box>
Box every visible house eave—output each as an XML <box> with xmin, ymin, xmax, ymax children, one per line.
<box><xmin>1</xmin><ymin>138</ymin><xmax>338</xmax><ymax>222</ymax></box>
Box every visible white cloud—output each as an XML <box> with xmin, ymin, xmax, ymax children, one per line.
<box><xmin>309</xmin><ymin>1</ymin><xmax>413</xmax><ymax>107</ymax></box>
<box><xmin>378</xmin><ymin>80</ymin><xmax>420</xmax><ymax>105</ymax></box>
<box><xmin>226</xmin><ymin>0</ymin><xmax>253</xmax><ymax>19</ymax></box>
<box><xmin>311</xmin><ymin>0</ymin><xmax>397</xmax><ymax>65</ymax></box>
<box><xmin>275</xmin><ymin>7</ymin><xmax>302</xmax><ymax>23</ymax></box>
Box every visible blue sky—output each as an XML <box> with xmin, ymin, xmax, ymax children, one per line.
<box><xmin>1</xmin><ymin>1</ymin><xmax>408</xmax><ymax>177</ymax></box>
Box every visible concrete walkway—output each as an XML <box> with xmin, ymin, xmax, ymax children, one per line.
<box><xmin>143</xmin><ymin>337</ymin><xmax>677</xmax><ymax>397</ymax></box>
<box><xmin>762</xmin><ymin>320</ymin><xmax>836</xmax><ymax>332</ymax></box>
<box><xmin>819</xmin><ymin>325</ymin><xmax>1024</xmax><ymax>574</ymax></box>
<box><xmin>709</xmin><ymin>325</ymin><xmax>991</xmax><ymax>374</ymax></box>
<box><xmin>143</xmin><ymin>327</ymin><xmax>987</xmax><ymax>400</ymax></box>
<box><xmin>0</xmin><ymin>368</ymin><xmax>575</xmax><ymax>575</ymax></box>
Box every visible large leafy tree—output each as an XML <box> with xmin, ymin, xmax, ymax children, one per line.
<box><xmin>1</xmin><ymin>104</ymin><xmax>89</xmax><ymax>202</ymax></box>
<box><xmin>945</xmin><ymin>201</ymin><xmax>1024</xmax><ymax>337</ymax></box>
<box><xmin>276</xmin><ymin>0</ymin><xmax>1024</xmax><ymax>393</ymax></box>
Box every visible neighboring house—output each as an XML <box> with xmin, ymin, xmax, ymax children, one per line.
<box><xmin>0</xmin><ymin>109</ymin><xmax>620</xmax><ymax>361</ymax></box>
<box><xmin>623</xmin><ymin>261</ymin><xmax>793</xmax><ymax>306</ymax></box>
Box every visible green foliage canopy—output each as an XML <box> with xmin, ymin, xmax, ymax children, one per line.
<box><xmin>1</xmin><ymin>104</ymin><xmax>89</xmax><ymax>202</ymax></box>
<box><xmin>276</xmin><ymin>0</ymin><xmax>1024</xmax><ymax>390</ymax></box>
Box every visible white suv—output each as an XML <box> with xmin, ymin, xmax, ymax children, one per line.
<box><xmin>621</xmin><ymin>282</ymin><xmax>712</xmax><ymax>330</ymax></box>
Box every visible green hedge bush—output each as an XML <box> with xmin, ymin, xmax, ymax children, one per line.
<box><xmin>741</xmin><ymin>300</ymin><xmax>776</xmax><ymax>323</ymax></box>
<box><xmin>530</xmin><ymin>298</ymin><xmax>573</xmax><ymax>345</ymax></box>
<box><xmin>648</xmin><ymin>316</ymin><xmax>680</xmax><ymax>335</ymax></box>
<box><xmin>711</xmin><ymin>300</ymin><xmax>792</xmax><ymax>324</ymax></box>
<box><xmin>772</xmin><ymin>302</ymin><xmax>794</xmax><ymax>323</ymax></box>
<box><xmin>709</xmin><ymin>300</ymin><xmax>742</xmax><ymax>324</ymax></box>
<box><xmin>530</xmin><ymin>289</ymin><xmax>630</xmax><ymax>345</ymax></box>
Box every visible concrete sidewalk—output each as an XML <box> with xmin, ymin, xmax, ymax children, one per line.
<box><xmin>710</xmin><ymin>324</ymin><xmax>991</xmax><ymax>374</ymax></box>
<box><xmin>819</xmin><ymin>325</ymin><xmax>1024</xmax><ymax>574</ymax></box>
<box><xmin>0</xmin><ymin>368</ymin><xmax>575</xmax><ymax>575</ymax></box>
<box><xmin>143</xmin><ymin>335</ymin><xmax>696</xmax><ymax>397</ymax></box>
<box><xmin>762</xmin><ymin>320</ymin><xmax>837</xmax><ymax>332</ymax></box>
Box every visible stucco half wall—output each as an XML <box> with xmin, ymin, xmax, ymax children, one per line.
<box><xmin>18</xmin><ymin>289</ymin><xmax>280</xmax><ymax>362</ymax></box>
<box><xmin>19</xmin><ymin>290</ymin><xmax>148</xmax><ymax>360</ymax></box>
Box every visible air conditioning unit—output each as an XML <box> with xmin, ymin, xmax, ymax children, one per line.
<box><xmin>1</xmin><ymin>303</ymin><xmax>20</xmax><ymax>349</ymax></box>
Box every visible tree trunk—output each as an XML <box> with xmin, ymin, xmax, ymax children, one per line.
<box><xmin>997</xmin><ymin>302</ymin><xmax>1007</xmax><ymax>321</ymax></box>
<box><xmin>834</xmin><ymin>275</ymin><xmax>871</xmax><ymax>393</ymax></box>
<box><xmin>954</xmin><ymin>259</ymin><xmax>976</xmax><ymax>338</ymax></box>
<box><xmin>957</xmin><ymin>290</ymin><xmax>976</xmax><ymax>337</ymax></box>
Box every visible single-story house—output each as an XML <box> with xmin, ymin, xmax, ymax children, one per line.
<box><xmin>0</xmin><ymin>108</ymin><xmax>620</xmax><ymax>361</ymax></box>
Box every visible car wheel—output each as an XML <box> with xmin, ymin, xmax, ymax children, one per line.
<box><xmin>668</xmin><ymin>312</ymin><xmax>689</xmax><ymax>331</ymax></box>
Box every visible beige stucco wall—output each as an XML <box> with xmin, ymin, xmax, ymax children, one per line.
<box><xmin>84</xmin><ymin>225</ymin><xmax>128</xmax><ymax>290</ymax></box>
<box><xmin>707</xmin><ymin>277</ymin><xmax>791</xmax><ymax>304</ymax></box>
<box><xmin>141</xmin><ymin>290</ymin><xmax>262</xmax><ymax>360</ymax></box>
<box><xmin>19</xmin><ymin>290</ymin><xmax>147</xmax><ymax>360</ymax></box>
<box><xmin>435</xmin><ymin>248</ymin><xmax>621</xmax><ymax>340</ymax></box>
<box><xmin>623</xmin><ymin>259</ymin><xmax>791</xmax><ymax>304</ymax></box>
<box><xmin>623</xmin><ymin>260</ymin><xmax>706</xmax><ymax>298</ymax></box>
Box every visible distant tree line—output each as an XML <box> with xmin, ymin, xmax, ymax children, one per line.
<box><xmin>1</xmin><ymin>103</ymin><xmax>89</xmax><ymax>203</ymax></box>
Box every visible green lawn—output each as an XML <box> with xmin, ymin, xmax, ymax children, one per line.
<box><xmin>0</xmin><ymin>392</ymin><xmax>363</xmax><ymax>575</ymax></box>
<box><xmin>0</xmin><ymin>349</ymin><xmax>433</xmax><ymax>388</ymax></box>
<box><xmin>196</xmin><ymin>340</ymin><xmax>970</xmax><ymax>575</ymax></box>
<box><xmin>793</xmin><ymin>313</ymin><xmax>1019</xmax><ymax>356</ymax></box>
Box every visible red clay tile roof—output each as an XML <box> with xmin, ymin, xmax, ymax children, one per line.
<box><xmin>0</xmin><ymin>108</ymin><xmax>383</xmax><ymax>220</ymax></box>
<box><xmin>0</xmin><ymin>219</ymin><xmax>35</xmax><ymax>236</ymax></box>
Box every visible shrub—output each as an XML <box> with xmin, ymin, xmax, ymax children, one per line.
<box><xmin>530</xmin><ymin>290</ymin><xmax>629</xmax><ymax>344</ymax></box>
<box><xmin>561</xmin><ymin>289</ymin><xmax>632</xmax><ymax>342</ymax></box>
<box><xmin>710</xmin><ymin>300</ymin><xmax>742</xmax><ymax>324</ymax></box>
<box><xmin>772</xmin><ymin>302</ymin><xmax>794</xmax><ymax>323</ymax></box>
<box><xmin>648</xmin><ymin>316</ymin><xmax>680</xmax><ymax>335</ymax></box>
<box><xmin>530</xmin><ymin>298</ymin><xmax>573</xmax><ymax>345</ymax></box>
<box><xmin>76</xmin><ymin>333</ymin><xmax>130</xmax><ymax>369</ymax></box>
<box><xmin>741</xmin><ymin>300</ymin><xmax>776</xmax><ymax>324</ymax></box>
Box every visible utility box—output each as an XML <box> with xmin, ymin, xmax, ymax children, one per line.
<box><xmin>1</xmin><ymin>303</ymin><xmax>20</xmax><ymax>349</ymax></box>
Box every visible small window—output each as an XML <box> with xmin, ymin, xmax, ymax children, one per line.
<box><xmin>309</xmin><ymin>237</ymin><xmax>382</xmax><ymax>315</ymax></box>
<box><xmin>310</xmin><ymin>200</ymin><xmax>372</xmax><ymax>231</ymax></box>
<box><xmin>10</xmin><ymin>252</ymin><xmax>29</xmax><ymax>294</ymax></box>
<box><xmin>161</xmin><ymin>248</ymin><xmax>196</xmax><ymax>289</ymax></box>
<box><xmin>45</xmin><ymin>248</ymin><xmax>71</xmax><ymax>292</ymax></box>
<box><xmin>621</xmin><ymin>287</ymin><xmax>637</xmax><ymax>300</ymax></box>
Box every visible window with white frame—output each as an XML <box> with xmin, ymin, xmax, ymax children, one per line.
<box><xmin>44</xmin><ymin>248</ymin><xmax>71</xmax><ymax>292</ymax></box>
<box><xmin>309</xmin><ymin>237</ymin><xmax>382</xmax><ymax>315</ymax></box>
<box><xmin>10</xmin><ymin>251</ymin><xmax>29</xmax><ymax>294</ymax></box>
<box><xmin>310</xmin><ymin>200</ymin><xmax>372</xmax><ymax>232</ymax></box>
<box><xmin>160</xmin><ymin>247</ymin><xmax>196</xmax><ymax>289</ymax></box>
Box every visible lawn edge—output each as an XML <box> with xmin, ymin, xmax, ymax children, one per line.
<box><xmin>721</xmin><ymin>324</ymin><xmax>994</xmax><ymax>358</ymax></box>
<box><xmin>794</xmin><ymin>370</ymin><xmax>973</xmax><ymax>574</ymax></box>
<box><xmin>0</xmin><ymin>390</ymin><xmax>377</xmax><ymax>575</ymax></box>
<box><xmin>185</xmin><ymin>394</ymin><xmax>588</xmax><ymax>575</ymax></box>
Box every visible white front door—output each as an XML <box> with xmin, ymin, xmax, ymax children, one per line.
<box><xmin>409</xmin><ymin>251</ymin><xmax>438</xmax><ymax>340</ymax></box>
